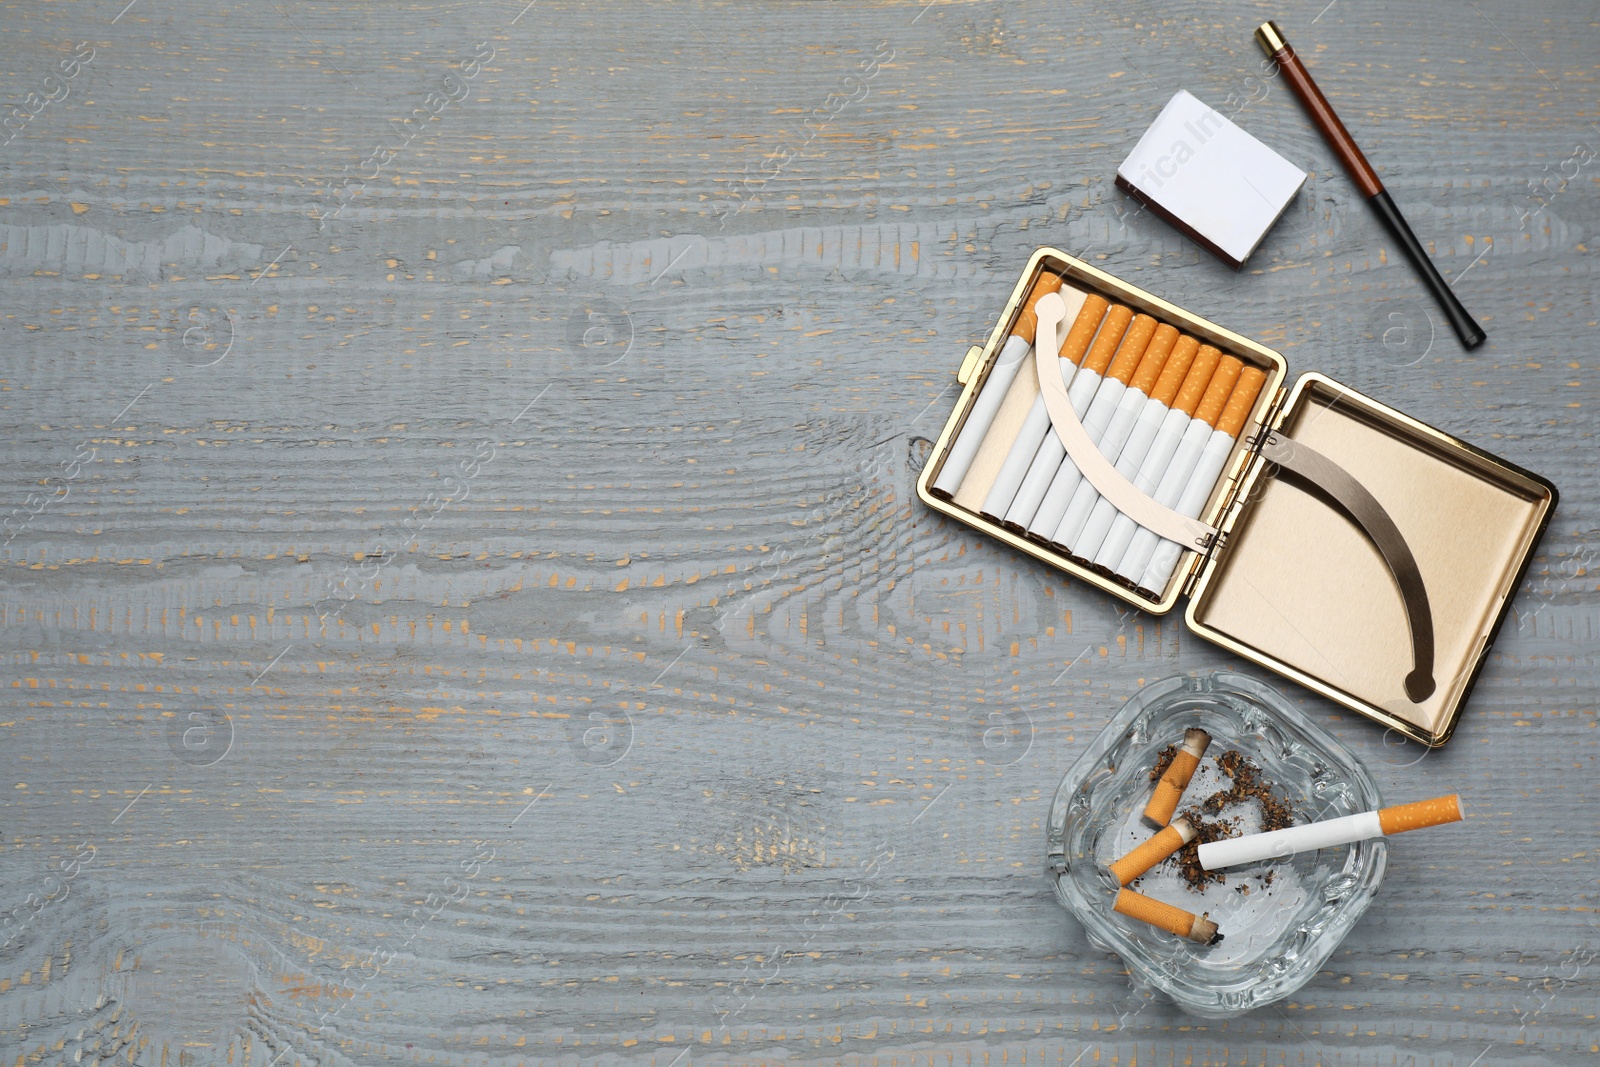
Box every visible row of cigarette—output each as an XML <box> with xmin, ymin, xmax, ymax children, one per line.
<box><xmin>932</xmin><ymin>272</ymin><xmax>1269</xmax><ymax>595</ymax></box>
<box><xmin>1105</xmin><ymin>727</ymin><xmax>1463</xmax><ymax>946</ymax></box>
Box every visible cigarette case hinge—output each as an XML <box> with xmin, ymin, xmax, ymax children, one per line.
<box><xmin>1260</xmin><ymin>385</ymin><xmax>1292</xmax><ymax>433</ymax></box>
<box><xmin>1181</xmin><ymin>528</ymin><xmax>1231</xmax><ymax>598</ymax></box>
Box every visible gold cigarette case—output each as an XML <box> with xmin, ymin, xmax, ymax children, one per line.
<box><xmin>918</xmin><ymin>248</ymin><xmax>1557</xmax><ymax>747</ymax></box>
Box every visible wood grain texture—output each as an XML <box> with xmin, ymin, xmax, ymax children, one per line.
<box><xmin>1</xmin><ymin>1</ymin><xmax>1597</xmax><ymax>1064</ymax></box>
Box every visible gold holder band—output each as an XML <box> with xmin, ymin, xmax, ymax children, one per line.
<box><xmin>1255</xmin><ymin>20</ymin><xmax>1288</xmax><ymax>56</ymax></box>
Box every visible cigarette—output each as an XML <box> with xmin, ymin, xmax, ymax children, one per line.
<box><xmin>1092</xmin><ymin>345</ymin><xmax>1223</xmax><ymax>575</ymax></box>
<box><xmin>1109</xmin><ymin>815</ymin><xmax>1197</xmax><ymax>885</ymax></box>
<box><xmin>1136</xmin><ymin>364</ymin><xmax>1268</xmax><ymax>595</ymax></box>
<box><xmin>1049</xmin><ymin>323</ymin><xmax>1178</xmax><ymax>549</ymax></box>
<box><xmin>1144</xmin><ymin>726</ymin><xmax>1212</xmax><ymax>826</ymax></box>
<box><xmin>1055</xmin><ymin>330</ymin><xmax>1195</xmax><ymax>557</ymax></box>
<box><xmin>931</xmin><ymin>272</ymin><xmax>1064</xmax><ymax>498</ymax></box>
<box><xmin>950</xmin><ymin>286</ymin><xmax>1090</xmax><ymax>512</ymax></box>
<box><xmin>985</xmin><ymin>293</ymin><xmax>1109</xmax><ymax>523</ymax></box>
<box><xmin>1110</xmin><ymin>355</ymin><xmax>1241</xmax><ymax>586</ymax></box>
<box><xmin>1000</xmin><ymin>303</ymin><xmax>1133</xmax><ymax>528</ymax></box>
<box><xmin>949</xmin><ymin>335</ymin><xmax>1051</xmax><ymax>514</ymax></box>
<box><xmin>998</xmin><ymin>294</ymin><xmax>1114</xmax><ymax>527</ymax></box>
<box><xmin>1198</xmin><ymin>794</ymin><xmax>1463</xmax><ymax>871</ymax></box>
<box><xmin>1021</xmin><ymin>312</ymin><xmax>1157</xmax><ymax>539</ymax></box>
<box><xmin>1113</xmin><ymin>888</ymin><xmax>1221</xmax><ymax>945</ymax></box>
<box><xmin>977</xmin><ymin>287</ymin><xmax>1098</xmax><ymax>522</ymax></box>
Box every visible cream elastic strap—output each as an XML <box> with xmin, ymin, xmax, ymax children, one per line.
<box><xmin>1032</xmin><ymin>292</ymin><xmax>1219</xmax><ymax>552</ymax></box>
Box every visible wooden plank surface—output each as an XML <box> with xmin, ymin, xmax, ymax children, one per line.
<box><xmin>1</xmin><ymin>1</ymin><xmax>1597</xmax><ymax>1064</ymax></box>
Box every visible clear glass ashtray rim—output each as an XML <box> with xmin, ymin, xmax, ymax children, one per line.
<box><xmin>1045</xmin><ymin>671</ymin><xmax>1389</xmax><ymax>1018</ymax></box>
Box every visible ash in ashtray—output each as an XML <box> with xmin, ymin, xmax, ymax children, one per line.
<box><xmin>1142</xmin><ymin>743</ymin><xmax>1293</xmax><ymax>892</ymax></box>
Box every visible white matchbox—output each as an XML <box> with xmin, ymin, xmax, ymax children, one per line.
<box><xmin>1116</xmin><ymin>90</ymin><xmax>1307</xmax><ymax>269</ymax></box>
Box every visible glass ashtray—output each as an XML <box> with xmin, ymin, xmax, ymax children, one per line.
<box><xmin>1046</xmin><ymin>672</ymin><xmax>1385</xmax><ymax>1018</ymax></box>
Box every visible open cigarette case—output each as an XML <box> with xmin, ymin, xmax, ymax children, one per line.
<box><xmin>918</xmin><ymin>249</ymin><xmax>1557</xmax><ymax>746</ymax></box>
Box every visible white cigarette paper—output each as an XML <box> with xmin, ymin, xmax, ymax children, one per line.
<box><xmin>1024</xmin><ymin>313</ymin><xmax>1153</xmax><ymax>540</ymax></box>
<box><xmin>1198</xmin><ymin>794</ymin><xmax>1463</xmax><ymax>870</ymax></box>
<box><xmin>1003</xmin><ymin>291</ymin><xmax>1104</xmax><ymax>527</ymax></box>
<box><xmin>932</xmin><ymin>333</ymin><xmax>1030</xmax><ymax>498</ymax></box>
<box><xmin>1052</xmin><ymin>378</ymin><xmax>1159</xmax><ymax>551</ymax></box>
<box><xmin>1005</xmin><ymin>422</ymin><xmax>1068</xmax><ymax>528</ymax></box>
<box><xmin>1107</xmin><ymin>356</ymin><xmax>1248</xmax><ymax>587</ymax></box>
<box><xmin>1074</xmin><ymin>396</ymin><xmax>1176</xmax><ymax>562</ymax></box>
<box><xmin>966</xmin><ymin>289</ymin><xmax>1094</xmax><ymax>524</ymax></box>
<box><xmin>980</xmin><ymin>392</ymin><xmax>1055</xmax><ymax>520</ymax></box>
<box><xmin>1136</xmin><ymin>426</ymin><xmax>1238</xmax><ymax>592</ymax></box>
<box><xmin>1200</xmin><ymin>811</ymin><xmax>1382</xmax><ymax>869</ymax></box>
<box><xmin>979</xmin><ymin>288</ymin><xmax>1090</xmax><ymax>521</ymax></box>
<box><xmin>1092</xmin><ymin>405</ymin><xmax>1193</xmax><ymax>571</ymax></box>
<box><xmin>1112</xmin><ymin>418</ymin><xmax>1215</xmax><ymax>584</ymax></box>
<box><xmin>1031</xmin><ymin>374</ymin><xmax>1126</xmax><ymax>536</ymax></box>
<box><xmin>1054</xmin><ymin>332</ymin><xmax>1195</xmax><ymax>558</ymax></box>
<box><xmin>932</xmin><ymin>274</ymin><xmax>1066</xmax><ymax>498</ymax></box>
<box><xmin>1135</xmin><ymin>364</ymin><xmax>1266</xmax><ymax>592</ymax></box>
<box><xmin>1016</xmin><ymin>366</ymin><xmax>1104</xmax><ymax>532</ymax></box>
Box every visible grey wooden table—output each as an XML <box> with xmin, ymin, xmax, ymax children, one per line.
<box><xmin>2</xmin><ymin>2</ymin><xmax>1596</xmax><ymax>1064</ymax></box>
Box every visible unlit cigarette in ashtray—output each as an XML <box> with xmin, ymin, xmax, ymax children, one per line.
<box><xmin>1198</xmin><ymin>794</ymin><xmax>1463</xmax><ymax>870</ymax></box>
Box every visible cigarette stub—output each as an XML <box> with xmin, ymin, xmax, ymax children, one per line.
<box><xmin>1136</xmin><ymin>362</ymin><xmax>1269</xmax><ymax>595</ymax></box>
<box><xmin>1108</xmin><ymin>815</ymin><xmax>1197</xmax><ymax>885</ymax></box>
<box><xmin>1093</xmin><ymin>345</ymin><xmax>1222</xmax><ymax>575</ymax></box>
<box><xmin>1113</xmin><ymin>888</ymin><xmax>1221</xmax><ymax>945</ymax></box>
<box><xmin>1001</xmin><ymin>295</ymin><xmax>1112</xmax><ymax>527</ymax></box>
<box><xmin>1198</xmin><ymin>794</ymin><xmax>1463</xmax><ymax>871</ymax></box>
<box><xmin>1016</xmin><ymin>304</ymin><xmax>1135</xmax><ymax>535</ymax></box>
<box><xmin>1144</xmin><ymin>727</ymin><xmax>1212</xmax><ymax>826</ymax></box>
<box><xmin>931</xmin><ymin>272</ymin><xmax>1064</xmax><ymax>498</ymax></box>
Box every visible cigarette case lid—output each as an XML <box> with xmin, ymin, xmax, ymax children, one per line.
<box><xmin>1184</xmin><ymin>372</ymin><xmax>1556</xmax><ymax>747</ymax></box>
<box><xmin>1116</xmin><ymin>90</ymin><xmax>1306</xmax><ymax>269</ymax></box>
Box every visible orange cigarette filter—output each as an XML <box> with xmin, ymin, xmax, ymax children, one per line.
<box><xmin>1171</xmin><ymin>344</ymin><xmax>1222</xmax><ymax>417</ymax></box>
<box><xmin>1079</xmin><ymin>305</ymin><xmax>1135</xmax><ymax>375</ymax></box>
<box><xmin>1114</xmin><ymin>888</ymin><xmax>1221</xmax><ymax>945</ymax></box>
<box><xmin>1378</xmin><ymin>793</ymin><xmax>1463</xmax><ymax>835</ymax></box>
<box><xmin>1144</xmin><ymin>727</ymin><xmax>1213</xmax><ymax>826</ymax></box>
<box><xmin>1216</xmin><ymin>365</ymin><xmax>1269</xmax><ymax>439</ymax></box>
<box><xmin>1104</xmin><ymin>314</ymin><xmax>1159</xmax><ymax>385</ymax></box>
<box><xmin>1108</xmin><ymin>816</ymin><xmax>1197</xmax><ymax>886</ymax></box>
<box><xmin>1192</xmin><ymin>355</ymin><xmax>1243</xmax><ymax>428</ymax></box>
<box><xmin>1009</xmin><ymin>272</ymin><xmax>1065</xmax><ymax>340</ymax></box>
<box><xmin>1150</xmin><ymin>335</ymin><xmax>1200</xmax><ymax>407</ymax></box>
<box><xmin>1129</xmin><ymin>323</ymin><xmax>1180</xmax><ymax>395</ymax></box>
<box><xmin>1057</xmin><ymin>294</ymin><xmax>1111</xmax><ymax>365</ymax></box>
